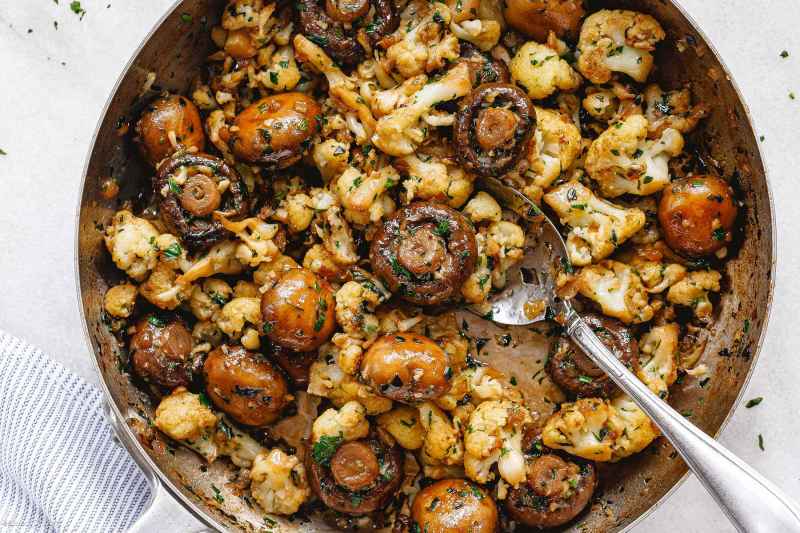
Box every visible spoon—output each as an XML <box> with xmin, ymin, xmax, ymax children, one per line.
<box><xmin>475</xmin><ymin>176</ymin><xmax>800</xmax><ymax>533</ymax></box>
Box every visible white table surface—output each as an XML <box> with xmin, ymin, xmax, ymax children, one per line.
<box><xmin>1</xmin><ymin>1</ymin><xmax>798</xmax><ymax>531</ymax></box>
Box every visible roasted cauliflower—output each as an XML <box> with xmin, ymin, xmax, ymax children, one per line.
<box><xmin>463</xmin><ymin>191</ymin><xmax>502</xmax><ymax>224</ymax></box>
<box><xmin>104</xmin><ymin>210</ymin><xmax>161</xmax><ymax>282</ymax></box>
<box><xmin>644</xmin><ymin>83</ymin><xmax>708</xmax><ymax>137</ymax></box>
<box><xmin>575</xmin><ymin>260</ymin><xmax>657</xmax><ymax>324</ymax></box>
<box><xmin>378</xmin><ymin>405</ymin><xmax>425</xmax><ymax>450</ymax></box>
<box><xmin>307</xmin><ymin>355</ymin><xmax>393</xmax><ymax>415</ymax></box>
<box><xmin>419</xmin><ymin>401</ymin><xmax>464</xmax><ymax>467</ymax></box>
<box><xmin>524</xmin><ymin>107</ymin><xmax>583</xmax><ymax>201</ymax></box>
<box><xmin>250</xmin><ymin>448</ymin><xmax>311</xmax><ymax>515</ymax></box>
<box><xmin>398</xmin><ymin>153</ymin><xmax>474</xmax><ymax>208</ymax></box>
<box><xmin>104</xmin><ymin>283</ymin><xmax>138</xmax><ymax>318</ymax></box>
<box><xmin>541</xmin><ymin>395</ymin><xmax>658</xmax><ymax>462</ymax></box>
<box><xmin>463</xmin><ymin>400</ymin><xmax>532</xmax><ymax>487</ymax></box>
<box><xmin>576</xmin><ymin>9</ymin><xmax>666</xmax><ymax>84</ymax></box>
<box><xmin>154</xmin><ymin>387</ymin><xmax>219</xmax><ymax>461</ymax></box>
<box><xmin>544</xmin><ymin>181</ymin><xmax>645</xmax><ymax>266</ymax></box>
<box><xmin>510</xmin><ymin>42</ymin><xmax>581</xmax><ymax>100</ymax></box>
<box><xmin>215</xmin><ymin>297</ymin><xmax>261</xmax><ymax>348</ymax></box>
<box><xmin>637</xmin><ymin>323</ymin><xmax>679</xmax><ymax>398</ymax></box>
<box><xmin>139</xmin><ymin>261</ymin><xmax>193</xmax><ymax>310</ymax></box>
<box><xmin>585</xmin><ymin>115</ymin><xmax>685</xmax><ymax>197</ymax></box>
<box><xmin>667</xmin><ymin>270</ymin><xmax>722</xmax><ymax>319</ymax></box>
<box><xmin>312</xmin><ymin>400</ymin><xmax>370</xmax><ymax>443</ymax></box>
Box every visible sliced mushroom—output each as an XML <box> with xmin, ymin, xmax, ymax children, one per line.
<box><xmin>203</xmin><ymin>344</ymin><xmax>290</xmax><ymax>426</ymax></box>
<box><xmin>130</xmin><ymin>315</ymin><xmax>193</xmax><ymax>389</ymax></box>
<box><xmin>658</xmin><ymin>175</ymin><xmax>738</xmax><ymax>258</ymax></box>
<box><xmin>295</xmin><ymin>0</ymin><xmax>398</xmax><ymax>66</ymax></box>
<box><xmin>135</xmin><ymin>94</ymin><xmax>205</xmax><ymax>167</ymax></box>
<box><xmin>370</xmin><ymin>203</ymin><xmax>477</xmax><ymax>305</ymax></box>
<box><xmin>458</xmin><ymin>42</ymin><xmax>511</xmax><ymax>87</ymax></box>
<box><xmin>454</xmin><ymin>83</ymin><xmax>536</xmax><ymax>177</ymax></box>
<box><xmin>155</xmin><ymin>152</ymin><xmax>247</xmax><ymax>251</ymax></box>
<box><xmin>546</xmin><ymin>313</ymin><xmax>639</xmax><ymax>398</ymax></box>
<box><xmin>506</xmin><ymin>453</ymin><xmax>597</xmax><ymax>528</ymax></box>
<box><xmin>261</xmin><ymin>268</ymin><xmax>337</xmax><ymax>351</ymax></box>
<box><xmin>231</xmin><ymin>93</ymin><xmax>322</xmax><ymax>169</ymax></box>
<box><xmin>411</xmin><ymin>479</ymin><xmax>498</xmax><ymax>533</ymax></box>
<box><xmin>307</xmin><ymin>435</ymin><xmax>404</xmax><ymax>515</ymax></box>
<box><xmin>361</xmin><ymin>333</ymin><xmax>452</xmax><ymax>403</ymax></box>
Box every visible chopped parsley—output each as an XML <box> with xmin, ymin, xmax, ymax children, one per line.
<box><xmin>745</xmin><ymin>397</ymin><xmax>763</xmax><ymax>408</ymax></box>
<box><xmin>308</xmin><ymin>34</ymin><xmax>329</xmax><ymax>47</ymax></box>
<box><xmin>312</xmin><ymin>433</ymin><xmax>343</xmax><ymax>465</ymax></box>
<box><xmin>147</xmin><ymin>316</ymin><xmax>165</xmax><ymax>328</ymax></box>
<box><xmin>781</xmin><ymin>50</ymin><xmax>790</xmax><ymax>58</ymax></box>
<box><xmin>577</xmin><ymin>375</ymin><xmax>593</xmax><ymax>384</ymax></box>
<box><xmin>262</xmin><ymin>321</ymin><xmax>273</xmax><ymax>334</ymax></box>
<box><xmin>210</xmin><ymin>484</ymin><xmax>224</xmax><ymax>504</ymax></box>
<box><xmin>70</xmin><ymin>1</ymin><xmax>86</xmax><ymax>19</ymax></box>
<box><xmin>313</xmin><ymin>297</ymin><xmax>328</xmax><ymax>331</ymax></box>
<box><xmin>0</xmin><ymin>148</ymin><xmax>6</xmax><ymax>156</ymax></box>
<box><xmin>758</xmin><ymin>433</ymin><xmax>765</xmax><ymax>451</ymax></box>
<box><xmin>167</xmin><ymin>177</ymin><xmax>182</xmax><ymax>195</ymax></box>
<box><xmin>180</xmin><ymin>12</ymin><xmax>193</xmax><ymax>23</ymax></box>
<box><xmin>163</xmin><ymin>242</ymin><xmax>182</xmax><ymax>259</ymax></box>
<box><xmin>434</xmin><ymin>219</ymin><xmax>452</xmax><ymax>238</ymax></box>
<box><xmin>269</xmin><ymin>71</ymin><xmax>279</xmax><ymax>84</ymax></box>
<box><xmin>711</xmin><ymin>227</ymin><xmax>727</xmax><ymax>241</ymax></box>
<box><xmin>390</xmin><ymin>256</ymin><xmax>412</xmax><ymax>279</ymax></box>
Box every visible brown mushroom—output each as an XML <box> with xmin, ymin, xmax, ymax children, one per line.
<box><xmin>454</xmin><ymin>83</ymin><xmax>536</xmax><ymax>177</ymax></box>
<box><xmin>370</xmin><ymin>203</ymin><xmax>477</xmax><ymax>305</ymax></box>
<box><xmin>411</xmin><ymin>479</ymin><xmax>498</xmax><ymax>533</ymax></box>
<box><xmin>130</xmin><ymin>315</ymin><xmax>193</xmax><ymax>389</ymax></box>
<box><xmin>295</xmin><ymin>0</ymin><xmax>398</xmax><ymax>66</ymax></box>
<box><xmin>503</xmin><ymin>0</ymin><xmax>585</xmax><ymax>42</ymax></box>
<box><xmin>203</xmin><ymin>344</ymin><xmax>290</xmax><ymax>426</ymax></box>
<box><xmin>361</xmin><ymin>333</ymin><xmax>452</xmax><ymax>403</ymax></box>
<box><xmin>260</xmin><ymin>268</ymin><xmax>337</xmax><ymax>351</ymax></box>
<box><xmin>458</xmin><ymin>42</ymin><xmax>511</xmax><ymax>87</ymax></box>
<box><xmin>230</xmin><ymin>93</ymin><xmax>322</xmax><ymax>169</ymax></box>
<box><xmin>307</xmin><ymin>435</ymin><xmax>404</xmax><ymax>515</ymax></box>
<box><xmin>658</xmin><ymin>175</ymin><xmax>738</xmax><ymax>258</ymax></box>
<box><xmin>506</xmin><ymin>454</ymin><xmax>597</xmax><ymax>528</ymax></box>
<box><xmin>265</xmin><ymin>343</ymin><xmax>317</xmax><ymax>387</ymax></box>
<box><xmin>546</xmin><ymin>313</ymin><xmax>639</xmax><ymax>398</ymax></box>
<box><xmin>154</xmin><ymin>152</ymin><xmax>248</xmax><ymax>251</ymax></box>
<box><xmin>135</xmin><ymin>94</ymin><xmax>205</xmax><ymax>168</ymax></box>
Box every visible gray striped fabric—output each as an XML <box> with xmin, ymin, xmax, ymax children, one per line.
<box><xmin>0</xmin><ymin>331</ymin><xmax>150</xmax><ymax>532</ymax></box>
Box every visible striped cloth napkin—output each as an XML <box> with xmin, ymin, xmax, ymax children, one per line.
<box><xmin>0</xmin><ymin>331</ymin><xmax>150</xmax><ymax>532</ymax></box>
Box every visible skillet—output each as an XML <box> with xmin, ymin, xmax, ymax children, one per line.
<box><xmin>76</xmin><ymin>0</ymin><xmax>776</xmax><ymax>530</ymax></box>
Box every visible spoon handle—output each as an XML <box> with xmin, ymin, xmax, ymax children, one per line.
<box><xmin>565</xmin><ymin>310</ymin><xmax>800</xmax><ymax>533</ymax></box>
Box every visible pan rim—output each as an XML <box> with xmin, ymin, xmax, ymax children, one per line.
<box><xmin>72</xmin><ymin>0</ymin><xmax>778</xmax><ymax>531</ymax></box>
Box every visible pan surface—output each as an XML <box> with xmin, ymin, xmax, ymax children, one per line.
<box><xmin>76</xmin><ymin>0</ymin><xmax>775</xmax><ymax>530</ymax></box>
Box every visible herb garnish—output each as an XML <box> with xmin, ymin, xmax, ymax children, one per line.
<box><xmin>312</xmin><ymin>433</ymin><xmax>343</xmax><ymax>465</ymax></box>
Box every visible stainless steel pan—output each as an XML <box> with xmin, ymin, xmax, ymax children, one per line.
<box><xmin>76</xmin><ymin>0</ymin><xmax>776</xmax><ymax>530</ymax></box>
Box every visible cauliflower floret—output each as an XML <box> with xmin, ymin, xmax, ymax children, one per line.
<box><xmin>334</xmin><ymin>165</ymin><xmax>399</xmax><ymax>224</ymax></box>
<box><xmin>510</xmin><ymin>42</ymin><xmax>581</xmax><ymax>100</ymax></box>
<box><xmin>256</xmin><ymin>45</ymin><xmax>301</xmax><ymax>91</ymax></box>
<box><xmin>544</xmin><ymin>181</ymin><xmax>645</xmax><ymax>266</ymax></box>
<box><xmin>271</xmin><ymin>190</ymin><xmax>315</xmax><ymax>233</ymax></box>
<box><xmin>667</xmin><ymin>270</ymin><xmax>722</xmax><ymax>318</ymax></box>
<box><xmin>383</xmin><ymin>1</ymin><xmax>460</xmax><ymax>78</ymax></box>
<box><xmin>335</xmin><ymin>274</ymin><xmax>390</xmax><ymax>339</ymax></box>
<box><xmin>314</xmin><ymin>205</ymin><xmax>360</xmax><ymax>266</ymax></box>
<box><xmin>485</xmin><ymin>221</ymin><xmax>525</xmax><ymax>289</ymax></box>
<box><xmin>303</xmin><ymin>244</ymin><xmax>346</xmax><ymax>281</ymax></box>
<box><xmin>372</xmin><ymin>62</ymin><xmax>471</xmax><ymax>156</ymax></box>
<box><xmin>293</xmin><ymin>34</ymin><xmax>376</xmax><ymax>143</ymax></box>
<box><xmin>215</xmin><ymin>416</ymin><xmax>265</xmax><ymax>468</ymax></box>
<box><xmin>461</xmin><ymin>233</ymin><xmax>492</xmax><ymax>304</ymax></box>
<box><xmin>419</xmin><ymin>401</ymin><xmax>464</xmax><ymax>466</ymax></box>
<box><xmin>450</xmin><ymin>18</ymin><xmax>501</xmax><ymax>51</ymax></box>
<box><xmin>575</xmin><ymin>260</ymin><xmax>657</xmax><ymax>324</ymax></box>
<box><xmin>436</xmin><ymin>366</ymin><xmax>517</xmax><ymax>411</ymax></box>
<box><xmin>215</xmin><ymin>297</ymin><xmax>261</xmax><ymax>345</ymax></box>
<box><xmin>155</xmin><ymin>387</ymin><xmax>219</xmax><ymax>461</ymax></box>
<box><xmin>398</xmin><ymin>153</ymin><xmax>474</xmax><ymax>208</ymax></box>
<box><xmin>178</xmin><ymin>240</ymin><xmax>245</xmax><ymax>284</ymax></box>
<box><xmin>463</xmin><ymin>400</ymin><xmax>532</xmax><ymax>487</ymax></box>
<box><xmin>378</xmin><ymin>406</ymin><xmax>425</xmax><ymax>450</ymax></box>
<box><xmin>637</xmin><ymin>323</ymin><xmax>679</xmax><ymax>398</ymax></box>
<box><xmin>541</xmin><ymin>395</ymin><xmax>658</xmax><ymax>462</ymax></box>
<box><xmin>250</xmin><ymin>449</ymin><xmax>311</xmax><ymax>516</ymax></box>
<box><xmin>253</xmin><ymin>254</ymin><xmax>299</xmax><ymax>289</ymax></box>
<box><xmin>577</xmin><ymin>9</ymin><xmax>666</xmax><ymax>84</ymax></box>
<box><xmin>463</xmin><ymin>191</ymin><xmax>502</xmax><ymax>224</ymax></box>
<box><xmin>139</xmin><ymin>261</ymin><xmax>193</xmax><ymax>310</ymax></box>
<box><xmin>189</xmin><ymin>278</ymin><xmax>232</xmax><ymax>321</ymax></box>
<box><xmin>214</xmin><ymin>214</ymin><xmax>282</xmax><ymax>267</ymax></box>
<box><xmin>104</xmin><ymin>210</ymin><xmax>161</xmax><ymax>282</ymax></box>
<box><xmin>312</xmin><ymin>139</ymin><xmax>350</xmax><ymax>182</ymax></box>
<box><xmin>523</xmin><ymin>107</ymin><xmax>583</xmax><ymax>201</ymax></box>
<box><xmin>644</xmin><ymin>83</ymin><xmax>708</xmax><ymax>137</ymax></box>
<box><xmin>221</xmin><ymin>0</ymin><xmax>265</xmax><ymax>30</ymax></box>
<box><xmin>585</xmin><ymin>115</ymin><xmax>685</xmax><ymax>197</ymax></box>
<box><xmin>312</xmin><ymin>401</ymin><xmax>370</xmax><ymax>443</ymax></box>
<box><xmin>104</xmin><ymin>283</ymin><xmax>137</xmax><ymax>318</ymax></box>
<box><xmin>308</xmin><ymin>356</ymin><xmax>393</xmax><ymax>415</ymax></box>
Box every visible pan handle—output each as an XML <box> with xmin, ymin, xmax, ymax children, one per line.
<box><xmin>101</xmin><ymin>402</ymin><xmax>215</xmax><ymax>532</ymax></box>
<box><xmin>128</xmin><ymin>477</ymin><xmax>212</xmax><ymax>533</ymax></box>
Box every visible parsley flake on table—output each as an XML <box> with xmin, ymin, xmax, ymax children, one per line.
<box><xmin>745</xmin><ymin>397</ymin><xmax>763</xmax><ymax>408</ymax></box>
<box><xmin>781</xmin><ymin>50</ymin><xmax>790</xmax><ymax>58</ymax></box>
<box><xmin>70</xmin><ymin>1</ymin><xmax>86</xmax><ymax>19</ymax></box>
<box><xmin>0</xmin><ymin>148</ymin><xmax>6</xmax><ymax>156</ymax></box>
